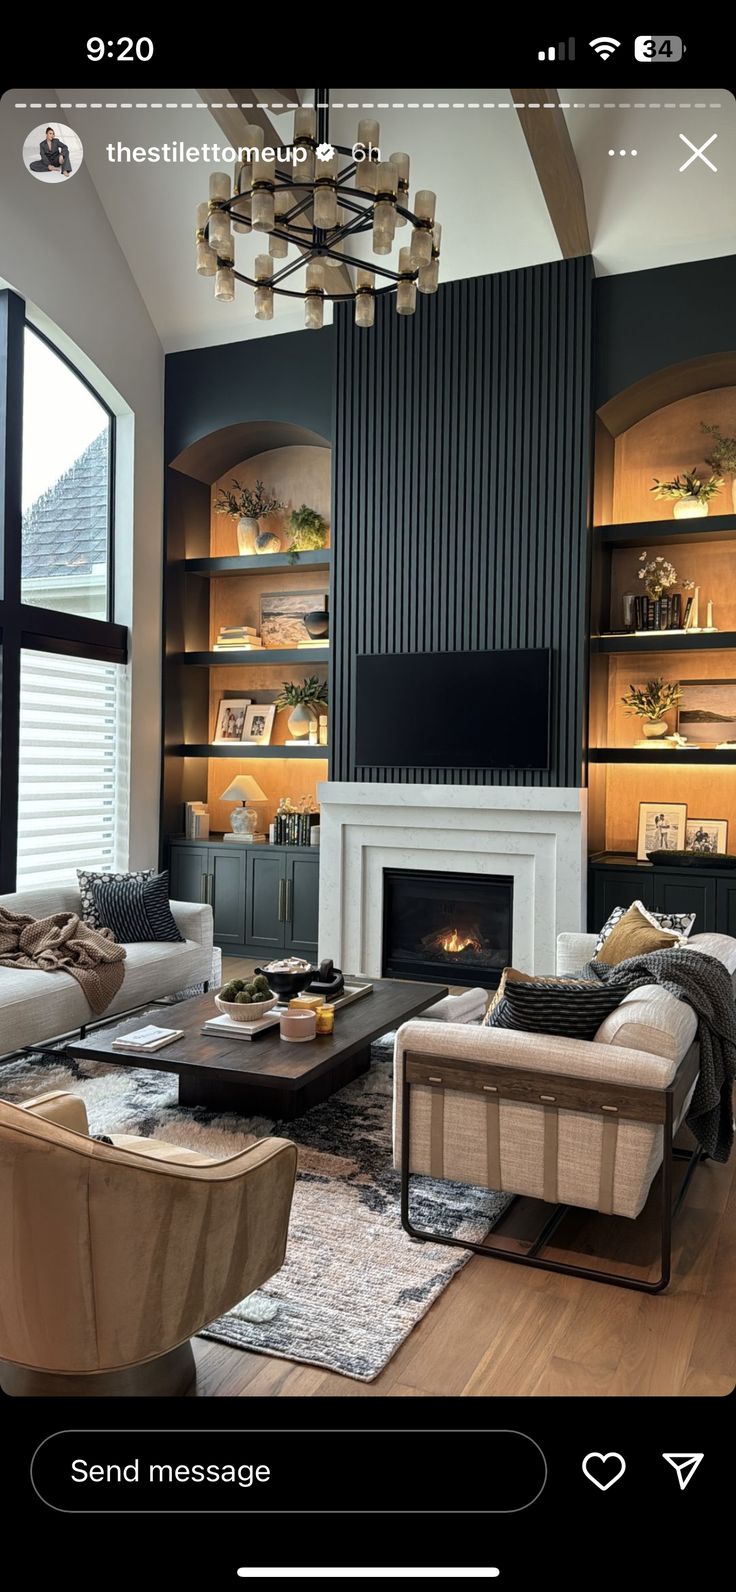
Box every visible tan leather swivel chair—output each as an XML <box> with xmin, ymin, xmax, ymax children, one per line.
<box><xmin>0</xmin><ymin>1091</ymin><xmax>297</xmax><ymax>1395</ymax></box>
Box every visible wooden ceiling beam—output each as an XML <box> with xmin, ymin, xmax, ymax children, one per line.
<box><xmin>511</xmin><ymin>86</ymin><xmax>591</xmax><ymax>258</ymax></box>
<box><xmin>197</xmin><ymin>88</ymin><xmax>354</xmax><ymax>296</ymax></box>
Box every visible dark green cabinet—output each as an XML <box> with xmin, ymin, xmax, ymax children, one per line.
<box><xmin>210</xmin><ymin>849</ymin><xmax>247</xmax><ymax>944</ymax></box>
<box><xmin>246</xmin><ymin>851</ymin><xmax>286</xmax><ymax>950</ymax></box>
<box><xmin>169</xmin><ymin>839</ymin><xmax>319</xmax><ymax>957</ymax></box>
<box><xmin>589</xmin><ymin>859</ymin><xmax>736</xmax><ymax>936</ymax></box>
<box><xmin>285</xmin><ymin>853</ymin><xmax>321</xmax><ymax>954</ymax></box>
<box><xmin>717</xmin><ymin>879</ymin><xmax>736</xmax><ymax>937</ymax></box>
<box><xmin>169</xmin><ymin>844</ymin><xmax>209</xmax><ymax>907</ymax></box>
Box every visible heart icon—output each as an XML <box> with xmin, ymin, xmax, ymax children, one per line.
<box><xmin>582</xmin><ymin>1452</ymin><xmax>626</xmax><ymax>1491</ymax></box>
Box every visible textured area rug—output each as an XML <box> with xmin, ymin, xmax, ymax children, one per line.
<box><xmin>2</xmin><ymin>1042</ymin><xmax>509</xmax><ymax>1381</ymax></box>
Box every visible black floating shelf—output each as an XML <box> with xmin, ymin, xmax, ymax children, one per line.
<box><xmin>588</xmin><ymin>747</ymin><xmax>736</xmax><ymax>765</ymax></box>
<box><xmin>595</xmin><ymin>514</ymin><xmax>736</xmax><ymax>549</ymax></box>
<box><xmin>174</xmin><ymin>648</ymin><xmax>330</xmax><ymax>666</ymax></box>
<box><xmin>171</xmin><ymin>743</ymin><xmax>329</xmax><ymax>759</ymax></box>
<box><xmin>591</xmin><ymin>630</ymin><xmax>736</xmax><ymax>654</ymax></box>
<box><xmin>182</xmin><ymin>550</ymin><xmax>332</xmax><ymax>577</ymax></box>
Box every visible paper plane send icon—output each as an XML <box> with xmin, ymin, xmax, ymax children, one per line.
<box><xmin>663</xmin><ymin>1453</ymin><xmax>704</xmax><ymax>1490</ymax></box>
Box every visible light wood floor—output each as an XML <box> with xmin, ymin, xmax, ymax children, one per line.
<box><xmin>194</xmin><ymin>958</ymin><xmax>736</xmax><ymax>1398</ymax></box>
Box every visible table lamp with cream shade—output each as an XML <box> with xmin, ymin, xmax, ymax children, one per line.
<box><xmin>220</xmin><ymin>774</ymin><xmax>267</xmax><ymax>841</ymax></box>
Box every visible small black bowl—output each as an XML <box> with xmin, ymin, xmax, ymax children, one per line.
<box><xmin>304</xmin><ymin>609</ymin><xmax>329</xmax><ymax>640</ymax></box>
<box><xmin>255</xmin><ymin>965</ymin><xmax>315</xmax><ymax>998</ymax></box>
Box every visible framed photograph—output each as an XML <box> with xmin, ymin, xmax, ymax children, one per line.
<box><xmin>243</xmin><ymin>703</ymin><xmax>275</xmax><ymax>745</ymax></box>
<box><xmin>637</xmin><ymin>801</ymin><xmax>687</xmax><ymax>861</ymax></box>
<box><xmin>686</xmin><ymin>818</ymin><xmax>729</xmax><ymax>856</ymax></box>
<box><xmin>213</xmin><ymin>697</ymin><xmax>251</xmax><ymax>742</ymax></box>
<box><xmin>677</xmin><ymin>678</ymin><xmax>736</xmax><ymax>746</ymax></box>
<box><xmin>260</xmin><ymin>590</ymin><xmax>328</xmax><ymax>649</ymax></box>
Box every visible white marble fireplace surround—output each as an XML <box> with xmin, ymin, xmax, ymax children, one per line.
<box><xmin>317</xmin><ymin>783</ymin><xmax>588</xmax><ymax>979</ymax></box>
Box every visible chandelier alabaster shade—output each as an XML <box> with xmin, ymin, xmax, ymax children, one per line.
<box><xmin>195</xmin><ymin>92</ymin><xmax>441</xmax><ymax>328</ymax></box>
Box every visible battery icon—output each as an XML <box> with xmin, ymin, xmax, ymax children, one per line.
<box><xmin>635</xmin><ymin>35</ymin><xmax>685</xmax><ymax>61</ymax></box>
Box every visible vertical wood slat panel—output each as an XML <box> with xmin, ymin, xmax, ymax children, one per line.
<box><xmin>331</xmin><ymin>258</ymin><xmax>593</xmax><ymax>787</ymax></box>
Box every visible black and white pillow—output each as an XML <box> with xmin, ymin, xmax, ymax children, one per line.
<box><xmin>484</xmin><ymin>976</ymin><xmax>623</xmax><ymax>1041</ymax></box>
<box><xmin>90</xmin><ymin>872</ymin><xmax>183</xmax><ymax>944</ymax></box>
<box><xmin>77</xmin><ymin>868</ymin><xmax>153</xmax><ymax>930</ymax></box>
<box><xmin>594</xmin><ymin>899</ymin><xmax>695</xmax><ymax>956</ymax></box>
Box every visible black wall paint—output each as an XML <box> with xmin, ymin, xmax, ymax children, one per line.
<box><xmin>594</xmin><ymin>255</ymin><xmax>736</xmax><ymax>408</ymax></box>
<box><xmin>330</xmin><ymin>259</ymin><xmax>594</xmax><ymax>787</ymax></box>
<box><xmin>164</xmin><ymin>324</ymin><xmax>335</xmax><ymax>465</ymax></box>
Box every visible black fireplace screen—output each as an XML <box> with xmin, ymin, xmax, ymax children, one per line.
<box><xmin>382</xmin><ymin>869</ymin><xmax>513</xmax><ymax>989</ymax></box>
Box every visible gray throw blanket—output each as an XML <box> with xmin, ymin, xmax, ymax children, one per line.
<box><xmin>580</xmin><ymin>949</ymin><xmax>736</xmax><ymax>1162</ymax></box>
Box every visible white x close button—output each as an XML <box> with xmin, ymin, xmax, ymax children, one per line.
<box><xmin>678</xmin><ymin>132</ymin><xmax>718</xmax><ymax>172</ymax></box>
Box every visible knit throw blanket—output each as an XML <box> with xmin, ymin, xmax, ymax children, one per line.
<box><xmin>0</xmin><ymin>908</ymin><xmax>126</xmax><ymax>1016</ymax></box>
<box><xmin>580</xmin><ymin>949</ymin><xmax>736</xmax><ymax>1162</ymax></box>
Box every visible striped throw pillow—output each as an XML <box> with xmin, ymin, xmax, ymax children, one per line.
<box><xmin>91</xmin><ymin>872</ymin><xmax>183</xmax><ymax>944</ymax></box>
<box><xmin>484</xmin><ymin>968</ymin><xmax>622</xmax><ymax>1040</ymax></box>
<box><xmin>77</xmin><ymin>868</ymin><xmax>153</xmax><ymax>930</ymax></box>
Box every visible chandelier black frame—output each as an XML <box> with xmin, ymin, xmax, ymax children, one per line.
<box><xmin>196</xmin><ymin>90</ymin><xmax>440</xmax><ymax>318</ymax></box>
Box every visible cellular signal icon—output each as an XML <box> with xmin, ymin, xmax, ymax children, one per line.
<box><xmin>538</xmin><ymin>37</ymin><xmax>576</xmax><ymax>61</ymax></box>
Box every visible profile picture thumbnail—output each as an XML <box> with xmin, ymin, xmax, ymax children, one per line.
<box><xmin>23</xmin><ymin>121</ymin><xmax>83</xmax><ymax>182</ymax></box>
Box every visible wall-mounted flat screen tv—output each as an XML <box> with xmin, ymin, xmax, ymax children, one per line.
<box><xmin>354</xmin><ymin>647</ymin><xmax>551</xmax><ymax>770</ymax></box>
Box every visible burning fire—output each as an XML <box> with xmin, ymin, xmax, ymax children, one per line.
<box><xmin>423</xmin><ymin>926</ymin><xmax>485</xmax><ymax>955</ymax></box>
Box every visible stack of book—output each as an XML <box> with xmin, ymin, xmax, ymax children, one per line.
<box><xmin>631</xmin><ymin>594</ymin><xmax>688</xmax><ymax>632</ymax></box>
<box><xmin>184</xmin><ymin>801</ymin><xmax>210</xmax><ymax>838</ymax></box>
<box><xmin>214</xmin><ymin>625</ymin><xmax>261</xmax><ymax>650</ymax></box>
<box><xmin>273</xmin><ymin>810</ymin><xmax>319</xmax><ymax>846</ymax></box>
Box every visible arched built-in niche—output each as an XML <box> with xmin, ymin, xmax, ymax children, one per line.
<box><xmin>588</xmin><ymin>354</ymin><xmax>736</xmax><ymax>859</ymax></box>
<box><xmin>594</xmin><ymin>352</ymin><xmax>736</xmax><ymax>526</ymax></box>
<box><xmin>163</xmin><ymin>418</ymin><xmax>331</xmax><ymax>841</ymax></box>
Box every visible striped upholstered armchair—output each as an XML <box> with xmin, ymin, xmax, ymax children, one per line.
<box><xmin>393</xmin><ymin>929</ymin><xmax>736</xmax><ymax>1292</ymax></box>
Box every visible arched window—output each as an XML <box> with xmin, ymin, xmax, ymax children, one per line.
<box><xmin>21</xmin><ymin>325</ymin><xmax>113</xmax><ymax>620</ymax></box>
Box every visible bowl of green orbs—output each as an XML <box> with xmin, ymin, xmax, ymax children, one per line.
<box><xmin>214</xmin><ymin>974</ymin><xmax>276</xmax><ymax>1022</ymax></box>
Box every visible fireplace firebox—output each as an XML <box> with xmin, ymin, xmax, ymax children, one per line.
<box><xmin>382</xmin><ymin>869</ymin><xmax>513</xmax><ymax>989</ymax></box>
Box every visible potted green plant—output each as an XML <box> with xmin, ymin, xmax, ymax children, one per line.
<box><xmin>650</xmin><ymin>468</ymin><xmax>723</xmax><ymax>520</ymax></box>
<box><xmin>621</xmin><ymin>677</ymin><xmax>682</xmax><ymax>741</ymax></box>
<box><xmin>700</xmin><ymin>422</ymin><xmax>736</xmax><ymax>513</ymax></box>
<box><xmin>286</xmin><ymin>504</ymin><xmax>329</xmax><ymax>561</ymax></box>
<box><xmin>275</xmin><ymin>675</ymin><xmax>328</xmax><ymax>740</ymax></box>
<box><xmin>214</xmin><ymin>479</ymin><xmax>286</xmax><ymax>554</ymax></box>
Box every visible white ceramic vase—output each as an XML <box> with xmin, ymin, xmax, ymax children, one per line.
<box><xmin>236</xmin><ymin>516</ymin><xmax>259</xmax><ymax>554</ymax></box>
<box><xmin>288</xmin><ymin>703</ymin><xmax>315</xmax><ymax>740</ymax></box>
<box><xmin>642</xmin><ymin>719</ymin><xmax>668</xmax><ymax>738</ymax></box>
<box><xmin>673</xmin><ymin>496</ymin><xmax>708</xmax><ymax>520</ymax></box>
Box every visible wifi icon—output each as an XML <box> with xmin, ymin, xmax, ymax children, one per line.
<box><xmin>589</xmin><ymin>35</ymin><xmax>621</xmax><ymax>59</ymax></box>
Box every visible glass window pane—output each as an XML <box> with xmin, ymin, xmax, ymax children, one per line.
<box><xmin>16</xmin><ymin>649</ymin><xmax>130</xmax><ymax>888</ymax></box>
<box><xmin>21</xmin><ymin>327</ymin><xmax>111</xmax><ymax>619</ymax></box>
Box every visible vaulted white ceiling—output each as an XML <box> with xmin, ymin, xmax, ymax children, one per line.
<box><xmin>53</xmin><ymin>86</ymin><xmax>736</xmax><ymax>351</ymax></box>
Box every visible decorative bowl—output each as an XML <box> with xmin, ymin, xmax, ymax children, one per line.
<box><xmin>214</xmin><ymin>992</ymin><xmax>277</xmax><ymax>1022</ymax></box>
<box><xmin>303</xmin><ymin>609</ymin><xmax>329</xmax><ymax>640</ymax></box>
<box><xmin>255</xmin><ymin>965</ymin><xmax>315</xmax><ymax>998</ymax></box>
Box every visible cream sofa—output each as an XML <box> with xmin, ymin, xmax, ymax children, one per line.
<box><xmin>393</xmin><ymin>929</ymin><xmax>736</xmax><ymax>1291</ymax></box>
<box><xmin>0</xmin><ymin>884</ymin><xmax>213</xmax><ymax>1057</ymax></box>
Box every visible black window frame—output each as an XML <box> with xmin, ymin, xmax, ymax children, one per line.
<box><xmin>0</xmin><ymin>287</ymin><xmax>128</xmax><ymax>891</ymax></box>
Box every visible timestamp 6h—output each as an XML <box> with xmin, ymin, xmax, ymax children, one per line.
<box><xmin>87</xmin><ymin>36</ymin><xmax>154</xmax><ymax>61</ymax></box>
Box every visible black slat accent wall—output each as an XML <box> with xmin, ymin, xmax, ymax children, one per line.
<box><xmin>331</xmin><ymin>258</ymin><xmax>593</xmax><ymax>786</ymax></box>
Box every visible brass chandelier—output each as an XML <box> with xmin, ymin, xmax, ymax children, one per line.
<box><xmin>195</xmin><ymin>88</ymin><xmax>441</xmax><ymax>328</ymax></box>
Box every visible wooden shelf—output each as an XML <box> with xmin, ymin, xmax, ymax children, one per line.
<box><xmin>175</xmin><ymin>647</ymin><xmax>330</xmax><ymax>666</ymax></box>
<box><xmin>595</xmin><ymin>514</ymin><xmax>736</xmax><ymax>549</ymax></box>
<box><xmin>172</xmin><ymin>743</ymin><xmax>329</xmax><ymax>758</ymax></box>
<box><xmin>588</xmin><ymin>747</ymin><xmax>736</xmax><ymax>765</ymax></box>
<box><xmin>591</xmin><ymin>630</ymin><xmax>736</xmax><ymax>654</ymax></box>
<box><xmin>182</xmin><ymin>551</ymin><xmax>332</xmax><ymax>577</ymax></box>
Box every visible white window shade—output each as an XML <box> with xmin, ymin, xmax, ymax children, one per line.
<box><xmin>17</xmin><ymin>649</ymin><xmax>130</xmax><ymax>889</ymax></box>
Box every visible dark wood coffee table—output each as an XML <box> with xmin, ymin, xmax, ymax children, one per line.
<box><xmin>67</xmin><ymin>978</ymin><xmax>447</xmax><ymax>1120</ymax></box>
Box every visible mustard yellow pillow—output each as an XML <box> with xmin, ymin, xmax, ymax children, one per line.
<box><xmin>594</xmin><ymin>902</ymin><xmax>681</xmax><ymax>967</ymax></box>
